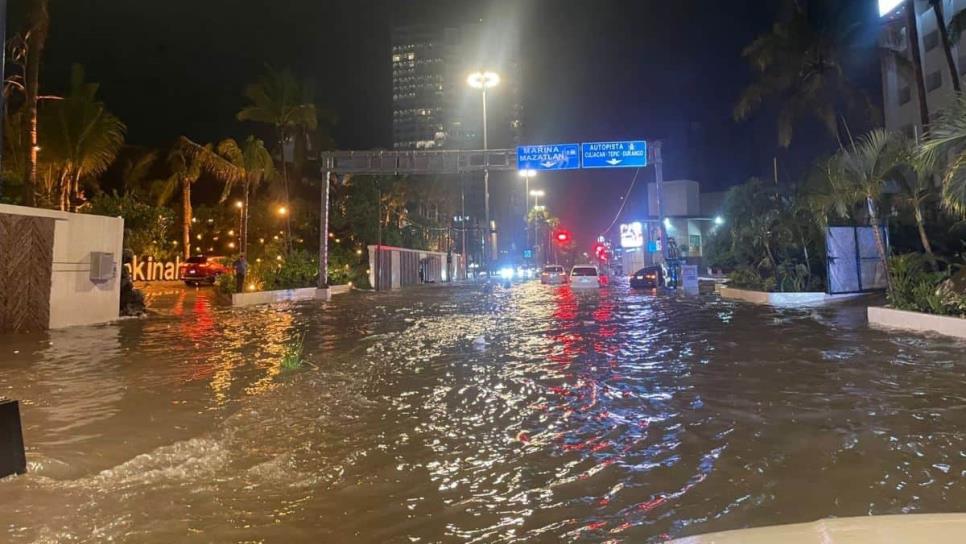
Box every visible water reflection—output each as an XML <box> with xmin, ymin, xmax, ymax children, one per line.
<box><xmin>0</xmin><ymin>283</ymin><xmax>964</xmax><ymax>543</ymax></box>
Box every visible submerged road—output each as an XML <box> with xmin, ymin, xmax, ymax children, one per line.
<box><xmin>0</xmin><ymin>281</ymin><xmax>964</xmax><ymax>542</ymax></box>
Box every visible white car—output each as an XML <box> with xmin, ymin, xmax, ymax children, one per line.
<box><xmin>570</xmin><ymin>265</ymin><xmax>607</xmax><ymax>288</ymax></box>
<box><xmin>540</xmin><ymin>265</ymin><xmax>567</xmax><ymax>284</ymax></box>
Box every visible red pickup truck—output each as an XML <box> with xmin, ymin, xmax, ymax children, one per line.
<box><xmin>179</xmin><ymin>255</ymin><xmax>229</xmax><ymax>286</ymax></box>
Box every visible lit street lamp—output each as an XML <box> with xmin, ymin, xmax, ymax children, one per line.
<box><xmin>467</xmin><ymin>70</ymin><xmax>499</xmax><ymax>273</ymax></box>
<box><xmin>529</xmin><ymin>189</ymin><xmax>545</xmax><ymax>209</ymax></box>
<box><xmin>518</xmin><ymin>169</ymin><xmax>536</xmax><ymax>213</ymax></box>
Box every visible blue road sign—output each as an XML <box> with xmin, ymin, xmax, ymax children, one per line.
<box><xmin>517</xmin><ymin>143</ymin><xmax>581</xmax><ymax>171</ymax></box>
<box><xmin>581</xmin><ymin>140</ymin><xmax>647</xmax><ymax>169</ymax></box>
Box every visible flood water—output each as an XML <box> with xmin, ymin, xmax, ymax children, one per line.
<box><xmin>0</xmin><ymin>281</ymin><xmax>964</xmax><ymax>542</ymax></box>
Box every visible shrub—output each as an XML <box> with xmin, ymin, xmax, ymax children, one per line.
<box><xmin>888</xmin><ymin>254</ymin><xmax>965</xmax><ymax>316</ymax></box>
<box><xmin>728</xmin><ymin>266</ymin><xmax>765</xmax><ymax>290</ymax></box>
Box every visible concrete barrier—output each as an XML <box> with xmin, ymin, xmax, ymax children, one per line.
<box><xmin>868</xmin><ymin>306</ymin><xmax>966</xmax><ymax>339</ymax></box>
<box><xmin>231</xmin><ymin>284</ymin><xmax>352</xmax><ymax>307</ymax></box>
<box><xmin>718</xmin><ymin>286</ymin><xmax>866</xmax><ymax>307</ymax></box>
<box><xmin>670</xmin><ymin>513</ymin><xmax>966</xmax><ymax>543</ymax></box>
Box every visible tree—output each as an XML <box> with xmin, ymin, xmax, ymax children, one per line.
<box><xmin>827</xmin><ymin>129</ymin><xmax>907</xmax><ymax>293</ymax></box>
<box><xmin>927</xmin><ymin>0</ymin><xmax>961</xmax><ymax>93</ymax></box>
<box><xmin>37</xmin><ymin>64</ymin><xmax>125</xmax><ymax>211</ymax></box>
<box><xmin>237</xmin><ymin>67</ymin><xmax>318</xmax><ymax>252</ymax></box>
<box><xmin>892</xmin><ymin>140</ymin><xmax>939</xmax><ymax>261</ymax></box>
<box><xmin>20</xmin><ymin>0</ymin><xmax>49</xmax><ymax>206</ymax></box>
<box><xmin>734</xmin><ymin>1</ymin><xmax>873</xmax><ymax>147</ymax></box>
<box><xmin>212</xmin><ymin>136</ymin><xmax>275</xmax><ymax>259</ymax></box>
<box><xmin>905</xmin><ymin>0</ymin><xmax>931</xmax><ymax>127</ymax></box>
<box><xmin>920</xmin><ymin>93</ymin><xmax>966</xmax><ymax>215</ymax></box>
<box><xmin>161</xmin><ymin>142</ymin><xmax>209</xmax><ymax>259</ymax></box>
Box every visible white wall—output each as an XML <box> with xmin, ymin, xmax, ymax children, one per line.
<box><xmin>647</xmin><ymin>180</ymin><xmax>701</xmax><ymax>217</ymax></box>
<box><xmin>0</xmin><ymin>204</ymin><xmax>123</xmax><ymax>328</ymax></box>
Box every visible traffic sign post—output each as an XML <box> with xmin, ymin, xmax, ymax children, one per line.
<box><xmin>581</xmin><ymin>140</ymin><xmax>647</xmax><ymax>169</ymax></box>
<box><xmin>517</xmin><ymin>143</ymin><xmax>581</xmax><ymax>171</ymax></box>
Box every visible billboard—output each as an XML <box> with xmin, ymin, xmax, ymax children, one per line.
<box><xmin>619</xmin><ymin>222</ymin><xmax>643</xmax><ymax>248</ymax></box>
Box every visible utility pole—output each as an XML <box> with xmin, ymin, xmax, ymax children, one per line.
<box><xmin>460</xmin><ymin>178</ymin><xmax>467</xmax><ymax>280</ymax></box>
<box><xmin>481</xmin><ymin>86</ymin><xmax>491</xmax><ymax>275</ymax></box>
<box><xmin>653</xmin><ymin>141</ymin><xmax>667</xmax><ymax>263</ymax></box>
<box><xmin>318</xmin><ymin>171</ymin><xmax>331</xmax><ymax>289</ymax></box>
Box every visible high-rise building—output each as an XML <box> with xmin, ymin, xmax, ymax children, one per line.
<box><xmin>880</xmin><ymin>0</ymin><xmax>966</xmax><ymax>136</ymax></box>
<box><xmin>391</xmin><ymin>22</ymin><xmax>523</xmax><ymax>150</ymax></box>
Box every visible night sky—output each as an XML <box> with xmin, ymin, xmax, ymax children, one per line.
<box><xmin>31</xmin><ymin>0</ymin><xmax>881</xmax><ymax>247</ymax></box>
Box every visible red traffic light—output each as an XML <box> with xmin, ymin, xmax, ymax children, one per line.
<box><xmin>555</xmin><ymin>230</ymin><xmax>571</xmax><ymax>244</ymax></box>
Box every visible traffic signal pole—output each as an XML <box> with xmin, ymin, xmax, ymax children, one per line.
<box><xmin>652</xmin><ymin>141</ymin><xmax>667</xmax><ymax>263</ymax></box>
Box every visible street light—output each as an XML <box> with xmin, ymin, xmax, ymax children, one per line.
<box><xmin>518</xmin><ymin>169</ymin><xmax>536</xmax><ymax>252</ymax></box>
<box><xmin>467</xmin><ymin>70</ymin><xmax>500</xmax><ymax>274</ymax></box>
<box><xmin>530</xmin><ymin>189</ymin><xmax>545</xmax><ymax>208</ymax></box>
<box><xmin>277</xmin><ymin>206</ymin><xmax>288</xmax><ymax>216</ymax></box>
<box><xmin>518</xmin><ymin>169</ymin><xmax>536</xmax><ymax>211</ymax></box>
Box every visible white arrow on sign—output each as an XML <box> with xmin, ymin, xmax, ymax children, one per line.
<box><xmin>541</xmin><ymin>161</ymin><xmax>557</xmax><ymax>168</ymax></box>
<box><xmin>606</xmin><ymin>158</ymin><xmax>622</xmax><ymax>166</ymax></box>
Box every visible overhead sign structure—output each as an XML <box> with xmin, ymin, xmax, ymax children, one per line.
<box><xmin>581</xmin><ymin>140</ymin><xmax>647</xmax><ymax>169</ymax></box>
<box><xmin>619</xmin><ymin>222</ymin><xmax>643</xmax><ymax>249</ymax></box>
<box><xmin>516</xmin><ymin>143</ymin><xmax>580</xmax><ymax>171</ymax></box>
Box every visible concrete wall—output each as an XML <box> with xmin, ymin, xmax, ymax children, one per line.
<box><xmin>868</xmin><ymin>306</ymin><xmax>966</xmax><ymax>339</ymax></box>
<box><xmin>0</xmin><ymin>204</ymin><xmax>123</xmax><ymax>328</ymax></box>
<box><xmin>719</xmin><ymin>285</ymin><xmax>866</xmax><ymax>307</ymax></box>
<box><xmin>647</xmin><ymin>180</ymin><xmax>700</xmax><ymax>217</ymax></box>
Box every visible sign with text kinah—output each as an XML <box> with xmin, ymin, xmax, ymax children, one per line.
<box><xmin>124</xmin><ymin>256</ymin><xmax>183</xmax><ymax>281</ymax></box>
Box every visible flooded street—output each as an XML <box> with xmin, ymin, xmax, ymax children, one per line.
<box><xmin>1</xmin><ymin>281</ymin><xmax>964</xmax><ymax>543</ymax></box>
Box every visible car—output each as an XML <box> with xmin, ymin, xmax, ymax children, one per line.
<box><xmin>179</xmin><ymin>255</ymin><xmax>229</xmax><ymax>286</ymax></box>
<box><xmin>630</xmin><ymin>266</ymin><xmax>663</xmax><ymax>289</ymax></box>
<box><xmin>540</xmin><ymin>265</ymin><xmax>567</xmax><ymax>284</ymax></box>
<box><xmin>570</xmin><ymin>265</ymin><xmax>606</xmax><ymax>288</ymax></box>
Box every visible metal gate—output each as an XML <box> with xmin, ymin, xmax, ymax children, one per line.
<box><xmin>0</xmin><ymin>213</ymin><xmax>55</xmax><ymax>331</ymax></box>
<box><xmin>825</xmin><ymin>226</ymin><xmax>889</xmax><ymax>295</ymax></box>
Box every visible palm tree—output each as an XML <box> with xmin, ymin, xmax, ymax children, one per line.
<box><xmin>734</xmin><ymin>1</ymin><xmax>872</xmax><ymax>147</ymax></box>
<box><xmin>827</xmin><ymin>129</ymin><xmax>907</xmax><ymax>293</ymax></box>
<box><xmin>891</xmin><ymin>140</ymin><xmax>939</xmax><ymax>260</ymax></box>
<box><xmin>20</xmin><ymin>0</ymin><xmax>49</xmax><ymax>206</ymax></box>
<box><xmin>927</xmin><ymin>0</ymin><xmax>961</xmax><ymax>93</ymax></box>
<box><xmin>161</xmin><ymin>142</ymin><xmax>209</xmax><ymax>259</ymax></box>
<box><xmin>919</xmin><ymin>93</ymin><xmax>966</xmax><ymax>215</ymax></box>
<box><xmin>212</xmin><ymin>136</ymin><xmax>275</xmax><ymax>259</ymax></box>
<box><xmin>905</xmin><ymin>0</ymin><xmax>931</xmax><ymax>127</ymax></box>
<box><xmin>237</xmin><ymin>67</ymin><xmax>317</xmax><ymax>251</ymax></box>
<box><xmin>37</xmin><ymin>64</ymin><xmax>125</xmax><ymax>211</ymax></box>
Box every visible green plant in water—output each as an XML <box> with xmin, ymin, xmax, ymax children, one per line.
<box><xmin>280</xmin><ymin>334</ymin><xmax>306</xmax><ymax>371</ymax></box>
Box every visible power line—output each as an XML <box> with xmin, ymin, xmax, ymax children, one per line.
<box><xmin>600</xmin><ymin>168</ymin><xmax>641</xmax><ymax>237</ymax></box>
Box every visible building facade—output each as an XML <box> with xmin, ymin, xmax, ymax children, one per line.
<box><xmin>391</xmin><ymin>23</ymin><xmax>523</xmax><ymax>150</ymax></box>
<box><xmin>880</xmin><ymin>0</ymin><xmax>966</xmax><ymax>136</ymax></box>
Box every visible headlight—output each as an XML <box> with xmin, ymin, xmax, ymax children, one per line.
<box><xmin>499</xmin><ymin>267</ymin><xmax>514</xmax><ymax>280</ymax></box>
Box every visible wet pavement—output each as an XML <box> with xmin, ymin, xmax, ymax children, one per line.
<box><xmin>0</xmin><ymin>281</ymin><xmax>964</xmax><ymax>543</ymax></box>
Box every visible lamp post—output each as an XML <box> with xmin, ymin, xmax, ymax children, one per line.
<box><xmin>529</xmin><ymin>189</ymin><xmax>545</xmax><ymax>209</ymax></box>
<box><xmin>518</xmin><ymin>169</ymin><xmax>535</xmax><ymax>251</ymax></box>
<box><xmin>234</xmin><ymin>200</ymin><xmax>243</xmax><ymax>256</ymax></box>
<box><xmin>467</xmin><ymin>70</ymin><xmax>500</xmax><ymax>275</ymax></box>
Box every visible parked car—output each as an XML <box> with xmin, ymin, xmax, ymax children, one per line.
<box><xmin>630</xmin><ymin>266</ymin><xmax>663</xmax><ymax>289</ymax></box>
<box><xmin>540</xmin><ymin>265</ymin><xmax>567</xmax><ymax>284</ymax></box>
<box><xmin>179</xmin><ymin>255</ymin><xmax>229</xmax><ymax>286</ymax></box>
<box><xmin>570</xmin><ymin>265</ymin><xmax>606</xmax><ymax>288</ymax></box>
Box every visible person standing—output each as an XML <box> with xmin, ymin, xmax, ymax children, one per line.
<box><xmin>234</xmin><ymin>256</ymin><xmax>248</xmax><ymax>293</ymax></box>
